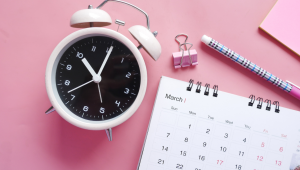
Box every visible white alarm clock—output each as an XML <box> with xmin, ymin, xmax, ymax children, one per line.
<box><xmin>45</xmin><ymin>0</ymin><xmax>161</xmax><ymax>141</ymax></box>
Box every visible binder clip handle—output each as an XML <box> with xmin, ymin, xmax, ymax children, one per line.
<box><xmin>172</xmin><ymin>33</ymin><xmax>198</xmax><ymax>69</ymax></box>
<box><xmin>179</xmin><ymin>43</ymin><xmax>193</xmax><ymax>66</ymax></box>
<box><xmin>175</xmin><ymin>34</ymin><xmax>188</xmax><ymax>51</ymax></box>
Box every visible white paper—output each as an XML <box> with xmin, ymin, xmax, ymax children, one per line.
<box><xmin>137</xmin><ymin>76</ymin><xmax>300</xmax><ymax>170</ymax></box>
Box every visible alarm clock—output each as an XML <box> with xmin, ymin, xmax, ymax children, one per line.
<box><xmin>45</xmin><ymin>0</ymin><xmax>161</xmax><ymax>141</ymax></box>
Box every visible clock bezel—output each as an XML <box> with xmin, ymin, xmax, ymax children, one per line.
<box><xmin>45</xmin><ymin>27</ymin><xmax>147</xmax><ymax>130</ymax></box>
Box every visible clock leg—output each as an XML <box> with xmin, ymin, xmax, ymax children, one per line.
<box><xmin>105</xmin><ymin>128</ymin><xmax>112</xmax><ymax>141</ymax></box>
<box><xmin>45</xmin><ymin>106</ymin><xmax>55</xmax><ymax>114</ymax></box>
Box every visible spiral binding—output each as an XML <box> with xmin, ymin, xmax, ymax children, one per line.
<box><xmin>248</xmin><ymin>94</ymin><xmax>280</xmax><ymax>113</ymax></box>
<box><xmin>196</xmin><ymin>81</ymin><xmax>201</xmax><ymax>93</ymax></box>
<box><xmin>273</xmin><ymin>101</ymin><xmax>280</xmax><ymax>113</ymax></box>
<box><xmin>248</xmin><ymin>95</ymin><xmax>255</xmax><ymax>106</ymax></box>
<box><xmin>265</xmin><ymin>99</ymin><xmax>271</xmax><ymax>111</ymax></box>
<box><xmin>256</xmin><ymin>97</ymin><xmax>263</xmax><ymax>109</ymax></box>
<box><xmin>186</xmin><ymin>79</ymin><xmax>219</xmax><ymax>97</ymax></box>
<box><xmin>213</xmin><ymin>85</ymin><xmax>218</xmax><ymax>97</ymax></box>
<box><xmin>204</xmin><ymin>84</ymin><xmax>210</xmax><ymax>96</ymax></box>
<box><xmin>187</xmin><ymin>79</ymin><xmax>194</xmax><ymax>91</ymax></box>
<box><xmin>186</xmin><ymin>80</ymin><xmax>280</xmax><ymax>113</ymax></box>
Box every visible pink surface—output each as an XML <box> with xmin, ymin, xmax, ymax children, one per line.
<box><xmin>260</xmin><ymin>0</ymin><xmax>300</xmax><ymax>56</ymax></box>
<box><xmin>0</xmin><ymin>0</ymin><xmax>300</xmax><ymax>169</ymax></box>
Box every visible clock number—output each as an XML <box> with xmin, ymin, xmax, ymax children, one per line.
<box><xmin>115</xmin><ymin>100</ymin><xmax>120</xmax><ymax>107</ymax></box>
<box><xmin>76</xmin><ymin>52</ymin><xmax>83</xmax><ymax>58</ymax></box>
<box><xmin>126</xmin><ymin>72</ymin><xmax>131</xmax><ymax>78</ymax></box>
<box><xmin>83</xmin><ymin>106</ymin><xmax>89</xmax><ymax>112</ymax></box>
<box><xmin>239</xmin><ymin>151</ymin><xmax>244</xmax><ymax>156</ymax></box>
<box><xmin>224</xmin><ymin>133</ymin><xmax>228</xmax><ymax>138</ymax></box>
<box><xmin>184</xmin><ymin>137</ymin><xmax>188</xmax><ymax>142</ymax></box>
<box><xmin>65</xmin><ymin>80</ymin><xmax>70</xmax><ymax>86</ymax></box>
<box><xmin>124</xmin><ymin>88</ymin><xmax>129</xmax><ymax>94</ymax></box>
<box><xmin>71</xmin><ymin>94</ymin><xmax>75</xmax><ymax>100</ymax></box>
<box><xmin>99</xmin><ymin>107</ymin><xmax>105</xmax><ymax>114</ymax></box>
<box><xmin>66</xmin><ymin>65</ymin><xmax>72</xmax><ymax>70</ymax></box>
<box><xmin>91</xmin><ymin>46</ymin><xmax>96</xmax><ymax>52</ymax></box>
<box><xmin>206</xmin><ymin>129</ymin><xmax>210</xmax><ymax>134</ymax></box>
<box><xmin>167</xmin><ymin>133</ymin><xmax>170</xmax><ymax>137</ymax></box>
<box><xmin>243</xmin><ymin>138</ymin><xmax>246</xmax><ymax>143</ymax></box>
<box><xmin>203</xmin><ymin>142</ymin><xmax>207</xmax><ymax>147</ymax></box>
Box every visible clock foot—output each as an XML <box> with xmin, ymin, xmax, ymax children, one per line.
<box><xmin>45</xmin><ymin>106</ymin><xmax>55</xmax><ymax>114</ymax></box>
<box><xmin>105</xmin><ymin>128</ymin><xmax>112</xmax><ymax>141</ymax></box>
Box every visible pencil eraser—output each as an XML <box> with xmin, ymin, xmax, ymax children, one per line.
<box><xmin>290</xmin><ymin>85</ymin><xmax>300</xmax><ymax>101</ymax></box>
<box><xmin>201</xmin><ymin>35</ymin><xmax>212</xmax><ymax>45</ymax></box>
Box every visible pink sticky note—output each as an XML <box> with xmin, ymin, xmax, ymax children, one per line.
<box><xmin>260</xmin><ymin>0</ymin><xmax>300</xmax><ymax>56</ymax></box>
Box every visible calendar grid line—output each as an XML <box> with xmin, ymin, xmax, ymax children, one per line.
<box><xmin>153</xmin><ymin>110</ymin><xmax>289</xmax><ymax>170</ymax></box>
<box><xmin>254</xmin><ymin>130</ymin><xmax>270</xmax><ymax>135</ymax></box>
<box><xmin>162</xmin><ymin>108</ymin><xmax>177</xmax><ymax>112</ymax></box>
<box><xmin>271</xmin><ymin>135</ymin><xmax>288</xmax><ymax>140</ymax></box>
<box><xmin>199</xmin><ymin>116</ymin><xmax>214</xmax><ymax>121</ymax></box>
<box><xmin>235</xmin><ymin>126</ymin><xmax>251</xmax><ymax>131</ymax></box>
<box><xmin>217</xmin><ymin>121</ymin><xmax>234</xmax><ymax>126</ymax></box>
<box><xmin>138</xmin><ymin>77</ymin><xmax>300</xmax><ymax>170</ymax></box>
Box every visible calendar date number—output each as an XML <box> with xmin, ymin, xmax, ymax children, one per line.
<box><xmin>176</xmin><ymin>164</ymin><xmax>183</xmax><ymax>169</ymax></box>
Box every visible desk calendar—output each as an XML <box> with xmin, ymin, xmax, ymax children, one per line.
<box><xmin>137</xmin><ymin>76</ymin><xmax>300</xmax><ymax>170</ymax></box>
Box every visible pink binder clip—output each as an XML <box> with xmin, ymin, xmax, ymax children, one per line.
<box><xmin>173</xmin><ymin>34</ymin><xmax>198</xmax><ymax>69</ymax></box>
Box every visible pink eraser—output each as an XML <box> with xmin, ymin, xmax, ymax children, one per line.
<box><xmin>173</xmin><ymin>49</ymin><xmax>198</xmax><ymax>69</ymax></box>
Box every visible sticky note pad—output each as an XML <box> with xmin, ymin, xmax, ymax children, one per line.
<box><xmin>260</xmin><ymin>0</ymin><xmax>300</xmax><ymax>56</ymax></box>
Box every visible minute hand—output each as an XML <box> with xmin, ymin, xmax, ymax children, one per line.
<box><xmin>97</xmin><ymin>46</ymin><xmax>113</xmax><ymax>76</ymax></box>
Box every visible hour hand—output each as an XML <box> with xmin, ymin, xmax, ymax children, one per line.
<box><xmin>97</xmin><ymin>46</ymin><xmax>113</xmax><ymax>76</ymax></box>
<box><xmin>82</xmin><ymin>58</ymin><xmax>97</xmax><ymax>77</ymax></box>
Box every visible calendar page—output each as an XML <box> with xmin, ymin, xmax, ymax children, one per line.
<box><xmin>137</xmin><ymin>76</ymin><xmax>300</xmax><ymax>170</ymax></box>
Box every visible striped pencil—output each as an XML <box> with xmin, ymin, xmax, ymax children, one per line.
<box><xmin>201</xmin><ymin>35</ymin><xmax>300</xmax><ymax>101</ymax></box>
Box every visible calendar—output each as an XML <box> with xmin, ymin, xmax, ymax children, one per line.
<box><xmin>137</xmin><ymin>76</ymin><xmax>300</xmax><ymax>170</ymax></box>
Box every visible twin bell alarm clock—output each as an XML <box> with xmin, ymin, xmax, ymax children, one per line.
<box><xmin>45</xmin><ymin>0</ymin><xmax>161</xmax><ymax>141</ymax></box>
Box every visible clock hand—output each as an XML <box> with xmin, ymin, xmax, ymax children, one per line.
<box><xmin>82</xmin><ymin>58</ymin><xmax>97</xmax><ymax>77</ymax></box>
<box><xmin>68</xmin><ymin>80</ymin><xmax>93</xmax><ymax>93</ymax></box>
<box><xmin>97</xmin><ymin>83</ymin><xmax>103</xmax><ymax>103</ymax></box>
<box><xmin>97</xmin><ymin>46</ymin><xmax>113</xmax><ymax>76</ymax></box>
<box><xmin>94</xmin><ymin>46</ymin><xmax>113</xmax><ymax>104</ymax></box>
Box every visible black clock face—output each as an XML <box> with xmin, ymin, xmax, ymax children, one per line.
<box><xmin>55</xmin><ymin>36</ymin><xmax>141</xmax><ymax>121</ymax></box>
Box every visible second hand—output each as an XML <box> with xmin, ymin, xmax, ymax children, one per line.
<box><xmin>97</xmin><ymin>83</ymin><xmax>103</xmax><ymax>103</ymax></box>
<box><xmin>68</xmin><ymin>80</ymin><xmax>93</xmax><ymax>93</ymax></box>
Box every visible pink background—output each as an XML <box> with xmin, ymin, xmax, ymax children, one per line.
<box><xmin>1</xmin><ymin>0</ymin><xmax>300</xmax><ymax>169</ymax></box>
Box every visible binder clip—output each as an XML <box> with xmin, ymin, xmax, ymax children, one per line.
<box><xmin>173</xmin><ymin>34</ymin><xmax>198</xmax><ymax>69</ymax></box>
